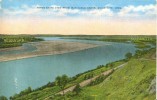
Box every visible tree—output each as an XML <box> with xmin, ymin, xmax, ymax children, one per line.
<box><xmin>135</xmin><ymin>50</ymin><xmax>142</xmax><ymax>59</ymax></box>
<box><xmin>19</xmin><ymin>87</ymin><xmax>32</xmax><ymax>96</ymax></box>
<box><xmin>110</xmin><ymin>63</ymin><xmax>114</xmax><ymax>68</ymax></box>
<box><xmin>55</xmin><ymin>74</ymin><xmax>69</xmax><ymax>98</ymax></box>
<box><xmin>27</xmin><ymin>87</ymin><xmax>32</xmax><ymax>93</ymax></box>
<box><xmin>0</xmin><ymin>96</ymin><xmax>8</xmax><ymax>100</ymax></box>
<box><xmin>73</xmin><ymin>84</ymin><xmax>81</xmax><ymax>95</ymax></box>
<box><xmin>125</xmin><ymin>52</ymin><xmax>132</xmax><ymax>60</ymax></box>
<box><xmin>0</xmin><ymin>38</ymin><xmax>4</xmax><ymax>43</ymax></box>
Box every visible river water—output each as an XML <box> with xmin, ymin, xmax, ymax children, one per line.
<box><xmin>0</xmin><ymin>37</ymin><xmax>137</xmax><ymax>97</ymax></box>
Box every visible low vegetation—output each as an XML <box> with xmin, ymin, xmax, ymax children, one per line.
<box><xmin>63</xmin><ymin>35</ymin><xmax>156</xmax><ymax>49</ymax></box>
<box><xmin>0</xmin><ymin>96</ymin><xmax>8</xmax><ymax>100</ymax></box>
<box><xmin>0</xmin><ymin>35</ymin><xmax>43</xmax><ymax>48</ymax></box>
<box><xmin>55</xmin><ymin>74</ymin><xmax>69</xmax><ymax>99</ymax></box>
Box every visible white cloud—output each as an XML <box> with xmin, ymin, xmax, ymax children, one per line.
<box><xmin>48</xmin><ymin>5</ymin><xmax>79</xmax><ymax>16</ymax></box>
<box><xmin>2</xmin><ymin>4</ymin><xmax>114</xmax><ymax>18</ymax></box>
<box><xmin>3</xmin><ymin>5</ymin><xmax>80</xmax><ymax>17</ymax></box>
<box><xmin>81</xmin><ymin>8</ymin><xmax>113</xmax><ymax>17</ymax></box>
<box><xmin>118</xmin><ymin>4</ymin><xmax>157</xmax><ymax>17</ymax></box>
<box><xmin>3</xmin><ymin>5</ymin><xmax>41</xmax><ymax>15</ymax></box>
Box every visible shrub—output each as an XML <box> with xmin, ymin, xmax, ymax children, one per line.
<box><xmin>0</xmin><ymin>96</ymin><xmax>8</xmax><ymax>100</ymax></box>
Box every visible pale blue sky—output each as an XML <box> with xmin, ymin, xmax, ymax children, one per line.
<box><xmin>1</xmin><ymin>0</ymin><xmax>156</xmax><ymax>9</ymax></box>
<box><xmin>0</xmin><ymin>0</ymin><xmax>156</xmax><ymax>19</ymax></box>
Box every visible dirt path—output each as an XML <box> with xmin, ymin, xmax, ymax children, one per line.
<box><xmin>44</xmin><ymin>63</ymin><xmax>127</xmax><ymax>100</ymax></box>
<box><xmin>99</xmin><ymin>63</ymin><xmax>127</xmax><ymax>87</ymax></box>
<box><xmin>57</xmin><ymin>69</ymin><xmax>113</xmax><ymax>95</ymax></box>
<box><xmin>151</xmin><ymin>53</ymin><xmax>156</xmax><ymax>60</ymax></box>
<box><xmin>113</xmin><ymin>63</ymin><xmax>127</xmax><ymax>70</ymax></box>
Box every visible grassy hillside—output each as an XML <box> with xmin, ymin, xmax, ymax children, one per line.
<box><xmin>63</xmin><ymin>49</ymin><xmax>156</xmax><ymax>100</ymax></box>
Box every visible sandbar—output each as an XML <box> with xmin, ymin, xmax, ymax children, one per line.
<box><xmin>0</xmin><ymin>41</ymin><xmax>99</xmax><ymax>62</ymax></box>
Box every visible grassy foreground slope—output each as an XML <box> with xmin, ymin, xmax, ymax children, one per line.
<box><xmin>66</xmin><ymin>49</ymin><xmax>156</xmax><ymax>100</ymax></box>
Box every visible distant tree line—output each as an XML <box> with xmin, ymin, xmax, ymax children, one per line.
<box><xmin>0</xmin><ymin>36</ymin><xmax>43</xmax><ymax>48</ymax></box>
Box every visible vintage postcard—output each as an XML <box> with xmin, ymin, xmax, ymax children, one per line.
<box><xmin>0</xmin><ymin>0</ymin><xmax>156</xmax><ymax>100</ymax></box>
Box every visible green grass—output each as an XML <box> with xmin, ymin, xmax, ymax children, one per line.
<box><xmin>0</xmin><ymin>35</ymin><xmax>43</xmax><ymax>48</ymax></box>
<box><xmin>134</xmin><ymin>42</ymin><xmax>151</xmax><ymax>49</ymax></box>
<box><xmin>13</xmin><ymin>86</ymin><xmax>61</xmax><ymax>100</ymax></box>
<box><xmin>66</xmin><ymin>49</ymin><xmax>156</xmax><ymax>100</ymax></box>
<box><xmin>67</xmin><ymin>61</ymin><xmax>125</xmax><ymax>87</ymax></box>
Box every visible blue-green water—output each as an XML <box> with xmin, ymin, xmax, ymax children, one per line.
<box><xmin>0</xmin><ymin>38</ymin><xmax>136</xmax><ymax>97</ymax></box>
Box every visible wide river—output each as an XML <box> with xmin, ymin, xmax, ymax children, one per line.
<box><xmin>0</xmin><ymin>37</ymin><xmax>137</xmax><ymax>97</ymax></box>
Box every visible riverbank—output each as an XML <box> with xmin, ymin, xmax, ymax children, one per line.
<box><xmin>0</xmin><ymin>41</ymin><xmax>99</xmax><ymax>62</ymax></box>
